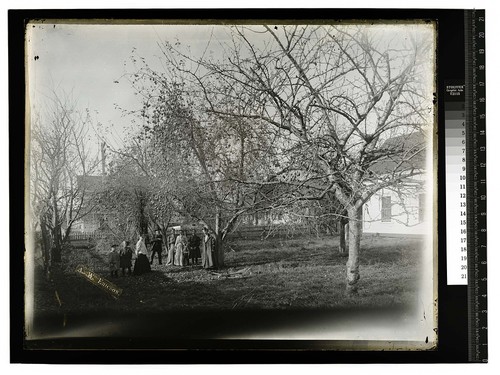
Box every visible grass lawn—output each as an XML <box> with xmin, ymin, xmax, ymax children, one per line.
<box><xmin>34</xmin><ymin>234</ymin><xmax>424</xmax><ymax>316</ymax></box>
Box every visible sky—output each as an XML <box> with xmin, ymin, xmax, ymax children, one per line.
<box><xmin>27</xmin><ymin>23</ymin><xmax>235</xmax><ymax>151</ymax></box>
<box><xmin>26</xmin><ymin>22</ymin><xmax>434</xmax><ymax>154</ymax></box>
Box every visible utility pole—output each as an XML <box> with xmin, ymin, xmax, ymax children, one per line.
<box><xmin>101</xmin><ymin>142</ymin><xmax>106</xmax><ymax>175</ymax></box>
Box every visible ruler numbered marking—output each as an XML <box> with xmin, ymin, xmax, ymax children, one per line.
<box><xmin>465</xmin><ymin>9</ymin><xmax>487</xmax><ymax>363</ymax></box>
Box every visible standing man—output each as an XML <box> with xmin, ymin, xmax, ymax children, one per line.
<box><xmin>150</xmin><ymin>229</ymin><xmax>163</xmax><ymax>265</ymax></box>
<box><xmin>188</xmin><ymin>230</ymin><xmax>201</xmax><ymax>265</ymax></box>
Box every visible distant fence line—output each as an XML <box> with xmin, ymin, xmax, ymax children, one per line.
<box><xmin>226</xmin><ymin>226</ymin><xmax>324</xmax><ymax>240</ymax></box>
<box><xmin>68</xmin><ymin>232</ymin><xmax>107</xmax><ymax>241</ymax></box>
<box><xmin>68</xmin><ymin>225</ymin><xmax>331</xmax><ymax>242</ymax></box>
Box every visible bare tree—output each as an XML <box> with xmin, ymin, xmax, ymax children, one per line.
<box><xmin>30</xmin><ymin>90</ymin><xmax>100</xmax><ymax>272</ymax></box>
<box><xmin>159</xmin><ymin>24</ymin><xmax>433</xmax><ymax>292</ymax></box>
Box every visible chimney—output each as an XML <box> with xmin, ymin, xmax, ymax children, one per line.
<box><xmin>101</xmin><ymin>142</ymin><xmax>106</xmax><ymax>175</ymax></box>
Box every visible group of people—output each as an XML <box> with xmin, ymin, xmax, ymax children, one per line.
<box><xmin>108</xmin><ymin>227</ymin><xmax>218</xmax><ymax>277</ymax></box>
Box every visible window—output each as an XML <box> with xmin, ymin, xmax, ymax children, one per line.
<box><xmin>418</xmin><ymin>193</ymin><xmax>425</xmax><ymax>223</ymax></box>
<box><xmin>381</xmin><ymin>196</ymin><xmax>391</xmax><ymax>222</ymax></box>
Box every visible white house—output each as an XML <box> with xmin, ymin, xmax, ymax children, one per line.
<box><xmin>362</xmin><ymin>177</ymin><xmax>427</xmax><ymax>236</ymax></box>
<box><xmin>70</xmin><ymin>175</ymin><xmax>108</xmax><ymax>233</ymax></box>
<box><xmin>362</xmin><ymin>132</ymin><xmax>429</xmax><ymax>237</ymax></box>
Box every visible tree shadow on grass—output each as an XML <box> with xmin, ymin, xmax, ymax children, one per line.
<box><xmin>30</xmin><ymin>261</ymin><xmax>419</xmax><ymax>347</ymax></box>
<box><xmin>161</xmin><ymin>264</ymin><xmax>203</xmax><ymax>274</ymax></box>
<box><xmin>226</xmin><ymin>244</ymin><xmax>344</xmax><ymax>269</ymax></box>
<box><xmin>28</xmin><ymin>236</ymin><xmax>423</xmax><ymax>346</ymax></box>
<box><xmin>31</xmin><ymin>260</ymin><xmax>284</xmax><ymax>343</ymax></box>
<box><xmin>226</xmin><ymin>236</ymin><xmax>423</xmax><ymax>269</ymax></box>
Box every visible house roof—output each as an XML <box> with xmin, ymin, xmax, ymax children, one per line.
<box><xmin>380</xmin><ymin>132</ymin><xmax>423</xmax><ymax>148</ymax></box>
<box><xmin>368</xmin><ymin>132</ymin><xmax>427</xmax><ymax>175</ymax></box>
<box><xmin>168</xmin><ymin>223</ymin><xmax>200</xmax><ymax>231</ymax></box>
<box><xmin>76</xmin><ymin>175</ymin><xmax>108</xmax><ymax>192</ymax></box>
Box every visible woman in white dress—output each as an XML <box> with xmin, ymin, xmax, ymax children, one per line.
<box><xmin>174</xmin><ymin>230</ymin><xmax>188</xmax><ymax>266</ymax></box>
<box><xmin>166</xmin><ymin>229</ymin><xmax>176</xmax><ymax>265</ymax></box>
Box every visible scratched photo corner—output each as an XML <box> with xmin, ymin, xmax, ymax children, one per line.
<box><xmin>24</xmin><ymin>19</ymin><xmax>437</xmax><ymax>350</ymax></box>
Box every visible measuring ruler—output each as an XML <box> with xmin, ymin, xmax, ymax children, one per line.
<box><xmin>444</xmin><ymin>9</ymin><xmax>486</xmax><ymax>362</ymax></box>
<box><xmin>465</xmin><ymin>9</ymin><xmax>487</xmax><ymax>363</ymax></box>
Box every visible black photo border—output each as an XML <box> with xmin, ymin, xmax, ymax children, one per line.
<box><xmin>10</xmin><ymin>7</ymin><xmax>472</xmax><ymax>363</ymax></box>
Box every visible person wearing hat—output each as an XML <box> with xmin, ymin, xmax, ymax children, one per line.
<box><xmin>188</xmin><ymin>229</ymin><xmax>201</xmax><ymax>265</ymax></box>
<box><xmin>150</xmin><ymin>229</ymin><xmax>163</xmax><ymax>266</ymax></box>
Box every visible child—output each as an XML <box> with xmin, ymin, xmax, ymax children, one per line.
<box><xmin>109</xmin><ymin>244</ymin><xmax>120</xmax><ymax>277</ymax></box>
<box><xmin>120</xmin><ymin>240</ymin><xmax>133</xmax><ymax>276</ymax></box>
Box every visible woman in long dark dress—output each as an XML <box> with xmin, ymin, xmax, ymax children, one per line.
<box><xmin>133</xmin><ymin>234</ymin><xmax>151</xmax><ymax>275</ymax></box>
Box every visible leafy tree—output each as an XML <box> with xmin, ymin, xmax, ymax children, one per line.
<box><xmin>89</xmin><ymin>136</ymin><xmax>177</xmax><ymax>248</ymax></box>
<box><xmin>116</xmin><ymin>61</ymin><xmax>281</xmax><ymax>266</ymax></box>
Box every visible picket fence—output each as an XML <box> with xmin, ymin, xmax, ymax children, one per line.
<box><xmin>68</xmin><ymin>225</ymin><xmax>332</xmax><ymax>244</ymax></box>
<box><xmin>68</xmin><ymin>231</ymin><xmax>106</xmax><ymax>241</ymax></box>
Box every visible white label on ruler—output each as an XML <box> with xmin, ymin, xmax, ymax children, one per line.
<box><xmin>445</xmin><ymin>113</ymin><xmax>468</xmax><ymax>285</ymax></box>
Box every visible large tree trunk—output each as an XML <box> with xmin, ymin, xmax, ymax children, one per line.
<box><xmin>40</xmin><ymin>217</ymin><xmax>52</xmax><ymax>277</ymax></box>
<box><xmin>51</xmin><ymin>224</ymin><xmax>62</xmax><ymax>264</ymax></box>
<box><xmin>338</xmin><ymin>216</ymin><xmax>348</xmax><ymax>254</ymax></box>
<box><xmin>346</xmin><ymin>205</ymin><xmax>362</xmax><ymax>295</ymax></box>
<box><xmin>214</xmin><ymin>208</ymin><xmax>225</xmax><ymax>268</ymax></box>
<box><xmin>62</xmin><ymin>225</ymin><xmax>72</xmax><ymax>245</ymax></box>
<box><xmin>135</xmin><ymin>190</ymin><xmax>149</xmax><ymax>235</ymax></box>
<box><xmin>214</xmin><ymin>233</ymin><xmax>224</xmax><ymax>268</ymax></box>
<box><xmin>51</xmin><ymin>193</ymin><xmax>63</xmax><ymax>264</ymax></box>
